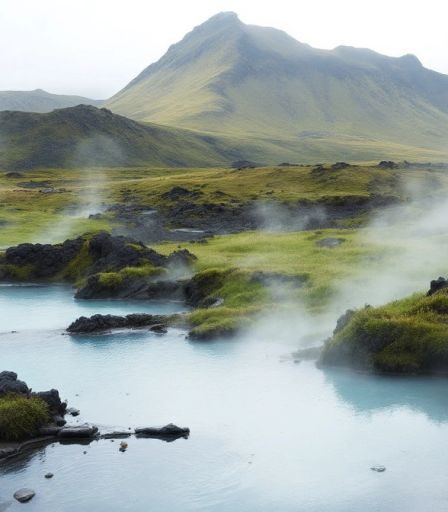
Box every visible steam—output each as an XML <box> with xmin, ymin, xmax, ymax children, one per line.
<box><xmin>253</xmin><ymin>201</ymin><xmax>327</xmax><ymax>231</ymax></box>
<box><xmin>34</xmin><ymin>136</ymin><xmax>123</xmax><ymax>243</ymax></box>
<box><xmin>245</xmin><ymin>175</ymin><xmax>448</xmax><ymax>348</ymax></box>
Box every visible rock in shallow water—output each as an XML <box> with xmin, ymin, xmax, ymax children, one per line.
<box><xmin>57</xmin><ymin>425</ymin><xmax>98</xmax><ymax>439</ymax></box>
<box><xmin>13</xmin><ymin>489</ymin><xmax>35</xmax><ymax>503</ymax></box>
<box><xmin>371</xmin><ymin>465</ymin><xmax>386</xmax><ymax>472</ymax></box>
<box><xmin>135</xmin><ymin>423</ymin><xmax>190</xmax><ymax>440</ymax></box>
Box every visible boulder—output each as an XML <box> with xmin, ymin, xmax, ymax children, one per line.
<box><xmin>427</xmin><ymin>276</ymin><xmax>448</xmax><ymax>296</ymax></box>
<box><xmin>135</xmin><ymin>423</ymin><xmax>190</xmax><ymax>440</ymax></box>
<box><xmin>58</xmin><ymin>425</ymin><xmax>98</xmax><ymax>439</ymax></box>
<box><xmin>67</xmin><ymin>313</ymin><xmax>167</xmax><ymax>333</ymax></box>
<box><xmin>33</xmin><ymin>389</ymin><xmax>66</xmax><ymax>415</ymax></box>
<box><xmin>13</xmin><ymin>489</ymin><xmax>35</xmax><ymax>503</ymax></box>
<box><xmin>0</xmin><ymin>371</ymin><xmax>29</xmax><ymax>396</ymax></box>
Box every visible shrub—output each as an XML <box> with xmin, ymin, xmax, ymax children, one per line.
<box><xmin>0</xmin><ymin>394</ymin><xmax>50</xmax><ymax>441</ymax></box>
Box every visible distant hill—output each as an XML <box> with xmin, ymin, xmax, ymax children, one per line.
<box><xmin>106</xmin><ymin>12</ymin><xmax>448</xmax><ymax>161</ymax></box>
<box><xmin>0</xmin><ymin>89</ymin><xmax>103</xmax><ymax>113</ymax></box>
<box><xmin>0</xmin><ymin>105</ymin><xmax>245</xmax><ymax>170</ymax></box>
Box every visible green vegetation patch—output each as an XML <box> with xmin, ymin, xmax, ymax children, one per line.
<box><xmin>321</xmin><ymin>289</ymin><xmax>448</xmax><ymax>374</ymax></box>
<box><xmin>96</xmin><ymin>264</ymin><xmax>166</xmax><ymax>289</ymax></box>
<box><xmin>0</xmin><ymin>394</ymin><xmax>50</xmax><ymax>441</ymax></box>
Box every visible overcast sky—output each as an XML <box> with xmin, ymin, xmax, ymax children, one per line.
<box><xmin>1</xmin><ymin>0</ymin><xmax>447</xmax><ymax>99</ymax></box>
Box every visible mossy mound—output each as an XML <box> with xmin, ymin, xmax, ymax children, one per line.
<box><xmin>0</xmin><ymin>394</ymin><xmax>50</xmax><ymax>441</ymax></box>
<box><xmin>0</xmin><ymin>232</ymin><xmax>196</xmax><ymax>300</ymax></box>
<box><xmin>321</xmin><ymin>288</ymin><xmax>448</xmax><ymax>374</ymax></box>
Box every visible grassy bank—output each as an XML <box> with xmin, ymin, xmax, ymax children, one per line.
<box><xmin>321</xmin><ymin>289</ymin><xmax>448</xmax><ymax>374</ymax></box>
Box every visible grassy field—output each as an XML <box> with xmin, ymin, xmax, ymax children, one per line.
<box><xmin>1</xmin><ymin>162</ymin><xmax>447</xmax><ymax>247</ymax></box>
<box><xmin>1</xmin><ymin>163</ymin><xmax>447</xmax><ymax>339</ymax></box>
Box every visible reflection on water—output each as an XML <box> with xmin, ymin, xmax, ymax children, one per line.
<box><xmin>1</xmin><ymin>286</ymin><xmax>448</xmax><ymax>511</ymax></box>
<box><xmin>325</xmin><ymin>367</ymin><xmax>448</xmax><ymax>422</ymax></box>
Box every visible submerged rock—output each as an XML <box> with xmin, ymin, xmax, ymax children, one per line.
<box><xmin>13</xmin><ymin>489</ymin><xmax>35</xmax><ymax>503</ymax></box>
<box><xmin>371</xmin><ymin>465</ymin><xmax>386</xmax><ymax>472</ymax></box>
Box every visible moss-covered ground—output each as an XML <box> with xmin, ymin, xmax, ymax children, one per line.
<box><xmin>321</xmin><ymin>289</ymin><xmax>448</xmax><ymax>374</ymax></box>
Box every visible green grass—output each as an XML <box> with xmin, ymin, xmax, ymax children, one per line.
<box><xmin>321</xmin><ymin>289</ymin><xmax>448</xmax><ymax>374</ymax></box>
<box><xmin>2</xmin><ymin>164</ymin><xmax>448</xmax><ymax>248</ymax></box>
<box><xmin>96</xmin><ymin>264</ymin><xmax>166</xmax><ymax>289</ymax></box>
<box><xmin>0</xmin><ymin>394</ymin><xmax>50</xmax><ymax>441</ymax></box>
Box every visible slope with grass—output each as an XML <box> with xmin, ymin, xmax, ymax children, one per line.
<box><xmin>0</xmin><ymin>105</ymin><xmax>246</xmax><ymax>170</ymax></box>
<box><xmin>106</xmin><ymin>12</ymin><xmax>448</xmax><ymax>161</ymax></box>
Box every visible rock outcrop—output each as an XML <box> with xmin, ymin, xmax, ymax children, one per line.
<box><xmin>67</xmin><ymin>313</ymin><xmax>168</xmax><ymax>333</ymax></box>
<box><xmin>0</xmin><ymin>371</ymin><xmax>30</xmax><ymax>395</ymax></box>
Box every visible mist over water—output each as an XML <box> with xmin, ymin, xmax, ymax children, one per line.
<box><xmin>2</xmin><ymin>286</ymin><xmax>448</xmax><ymax>512</ymax></box>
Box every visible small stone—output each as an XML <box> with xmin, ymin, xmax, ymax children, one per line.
<box><xmin>13</xmin><ymin>488</ymin><xmax>35</xmax><ymax>503</ymax></box>
<box><xmin>371</xmin><ymin>465</ymin><xmax>386</xmax><ymax>472</ymax></box>
<box><xmin>66</xmin><ymin>407</ymin><xmax>80</xmax><ymax>417</ymax></box>
<box><xmin>45</xmin><ymin>472</ymin><xmax>54</xmax><ymax>479</ymax></box>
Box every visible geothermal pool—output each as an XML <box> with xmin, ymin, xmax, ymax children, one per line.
<box><xmin>1</xmin><ymin>285</ymin><xmax>448</xmax><ymax>511</ymax></box>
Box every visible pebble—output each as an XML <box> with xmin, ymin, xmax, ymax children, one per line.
<box><xmin>371</xmin><ymin>465</ymin><xmax>386</xmax><ymax>472</ymax></box>
<box><xmin>45</xmin><ymin>472</ymin><xmax>54</xmax><ymax>479</ymax></box>
<box><xmin>13</xmin><ymin>489</ymin><xmax>35</xmax><ymax>503</ymax></box>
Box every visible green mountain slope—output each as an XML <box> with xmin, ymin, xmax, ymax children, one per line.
<box><xmin>106</xmin><ymin>12</ymin><xmax>448</xmax><ymax>160</ymax></box>
<box><xmin>0</xmin><ymin>89</ymin><xmax>103</xmax><ymax>113</ymax></box>
<box><xmin>0</xmin><ymin>105</ymin><xmax>246</xmax><ymax>170</ymax></box>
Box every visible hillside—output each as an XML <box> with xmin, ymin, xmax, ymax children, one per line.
<box><xmin>0</xmin><ymin>89</ymin><xmax>102</xmax><ymax>113</ymax></box>
<box><xmin>106</xmin><ymin>12</ymin><xmax>448</xmax><ymax>161</ymax></box>
<box><xmin>0</xmin><ymin>105</ymin><xmax>244</xmax><ymax>170</ymax></box>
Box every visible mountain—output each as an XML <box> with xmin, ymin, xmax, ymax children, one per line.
<box><xmin>0</xmin><ymin>105</ymin><xmax>245</xmax><ymax>170</ymax></box>
<box><xmin>0</xmin><ymin>89</ymin><xmax>103</xmax><ymax>113</ymax></box>
<box><xmin>106</xmin><ymin>12</ymin><xmax>448</xmax><ymax>161</ymax></box>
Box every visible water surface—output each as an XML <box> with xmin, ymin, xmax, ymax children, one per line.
<box><xmin>1</xmin><ymin>286</ymin><xmax>448</xmax><ymax>511</ymax></box>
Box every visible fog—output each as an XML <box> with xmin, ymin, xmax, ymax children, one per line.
<box><xmin>244</xmin><ymin>176</ymin><xmax>448</xmax><ymax>348</ymax></box>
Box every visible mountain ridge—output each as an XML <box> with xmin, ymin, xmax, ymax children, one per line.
<box><xmin>0</xmin><ymin>105</ymin><xmax>246</xmax><ymax>170</ymax></box>
<box><xmin>0</xmin><ymin>89</ymin><xmax>103</xmax><ymax>113</ymax></box>
<box><xmin>105</xmin><ymin>12</ymin><xmax>448</xmax><ymax>159</ymax></box>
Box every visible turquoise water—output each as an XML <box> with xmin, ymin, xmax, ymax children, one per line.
<box><xmin>1</xmin><ymin>286</ymin><xmax>448</xmax><ymax>511</ymax></box>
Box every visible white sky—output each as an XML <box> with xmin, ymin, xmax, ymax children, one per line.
<box><xmin>1</xmin><ymin>0</ymin><xmax>447</xmax><ymax>99</ymax></box>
